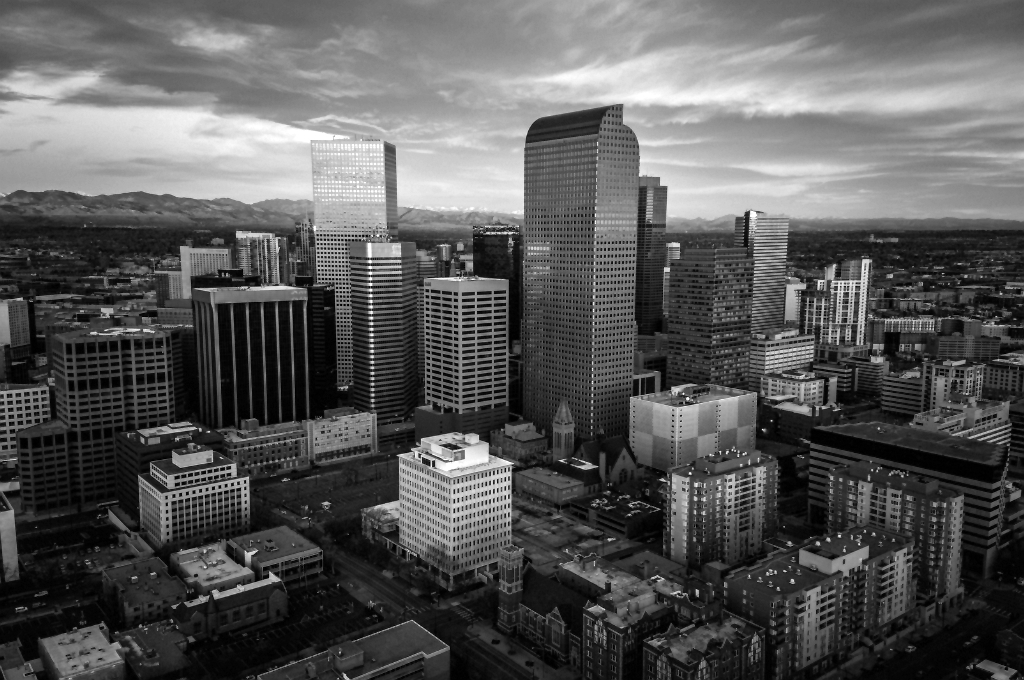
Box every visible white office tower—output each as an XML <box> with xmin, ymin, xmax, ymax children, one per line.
<box><xmin>311</xmin><ymin>138</ymin><xmax>397</xmax><ymax>387</ymax></box>
<box><xmin>138</xmin><ymin>443</ymin><xmax>250</xmax><ymax>549</ymax></box>
<box><xmin>180</xmin><ymin>246</ymin><xmax>233</xmax><ymax>299</ymax></box>
<box><xmin>801</xmin><ymin>257</ymin><xmax>872</xmax><ymax>346</ymax></box>
<box><xmin>735</xmin><ymin>210</ymin><xmax>789</xmax><ymax>334</ymax></box>
<box><xmin>398</xmin><ymin>433</ymin><xmax>512</xmax><ymax>588</ymax></box>
<box><xmin>415</xmin><ymin>277</ymin><xmax>509</xmax><ymax>440</ymax></box>
<box><xmin>235</xmin><ymin>231</ymin><xmax>282</xmax><ymax>284</ymax></box>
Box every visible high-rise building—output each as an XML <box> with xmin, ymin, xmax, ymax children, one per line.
<box><xmin>416</xmin><ymin>276</ymin><xmax>508</xmax><ymax>440</ymax></box>
<box><xmin>748</xmin><ymin>329</ymin><xmax>815</xmax><ymax>390</ymax></box>
<box><xmin>0</xmin><ymin>490</ymin><xmax>17</xmax><ymax>582</ymax></box>
<box><xmin>0</xmin><ymin>299</ymin><xmax>31</xmax><ymax>350</ymax></box>
<box><xmin>666</xmin><ymin>248</ymin><xmax>753</xmax><ymax>388</ymax></box>
<box><xmin>179</xmin><ymin>246</ymin><xmax>233</xmax><ymax>299</ymax></box>
<box><xmin>18</xmin><ymin>326</ymin><xmax>180</xmax><ymax>512</ymax></box>
<box><xmin>293</xmin><ymin>218</ymin><xmax>316</xmax><ymax>280</ymax></box>
<box><xmin>665</xmin><ymin>242</ymin><xmax>681</xmax><ymax>263</ymax></box>
<box><xmin>295</xmin><ymin>276</ymin><xmax>338</xmax><ymax>417</ymax></box>
<box><xmin>1010</xmin><ymin>400</ymin><xmax>1024</xmax><ymax>480</ymax></box>
<box><xmin>881</xmin><ymin>368</ymin><xmax>926</xmax><ymax>415</ymax></box>
<box><xmin>522</xmin><ymin>104</ymin><xmax>639</xmax><ymax>439</ymax></box>
<box><xmin>0</xmin><ymin>382</ymin><xmax>50</xmax><ymax>465</ymax></box>
<box><xmin>398</xmin><ymin>433</ymin><xmax>513</xmax><ymax>587</ymax></box>
<box><xmin>927</xmin><ymin>358</ymin><xmax>984</xmax><ymax>409</ymax></box>
<box><xmin>154</xmin><ymin>271</ymin><xmax>183</xmax><ymax>306</ymax></box>
<box><xmin>193</xmin><ymin>286</ymin><xmax>310</xmax><ymax>429</ymax></box>
<box><xmin>311</xmin><ymin>138</ymin><xmax>397</xmax><ymax>387</ymax></box>
<box><xmin>800</xmin><ymin>258</ymin><xmax>871</xmax><ymax>346</ymax></box>
<box><xmin>826</xmin><ymin>461</ymin><xmax>964</xmax><ymax>609</ymax></box>
<box><xmin>349</xmin><ymin>242</ymin><xmax>418</xmax><ymax>421</ymax></box>
<box><xmin>235</xmin><ymin>231</ymin><xmax>283</xmax><ymax>285</ymax></box>
<box><xmin>138</xmin><ymin>443</ymin><xmax>250</xmax><ymax>549</ymax></box>
<box><xmin>628</xmin><ymin>384</ymin><xmax>756</xmax><ymax>472</ymax></box>
<box><xmin>734</xmin><ymin>210</ymin><xmax>789</xmax><ymax>334</ymax></box>
<box><xmin>784</xmin><ymin>277</ymin><xmax>806</xmax><ymax>326</ymax></box>
<box><xmin>636</xmin><ymin>176</ymin><xmax>668</xmax><ymax>336</ymax></box>
<box><xmin>472</xmin><ymin>225</ymin><xmax>522</xmax><ymax>342</ymax></box>
<box><xmin>665</xmin><ymin>448</ymin><xmax>778</xmax><ymax>569</ymax></box>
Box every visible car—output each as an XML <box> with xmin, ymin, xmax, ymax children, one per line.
<box><xmin>84</xmin><ymin>560</ymin><xmax>92</xmax><ymax>567</ymax></box>
<box><xmin>94</xmin><ymin>546</ymin><xmax>101</xmax><ymax>553</ymax></box>
<box><xmin>281</xmin><ymin>478</ymin><xmax>291</xmax><ymax>482</ymax></box>
<box><xmin>14</xmin><ymin>606</ymin><xmax>27</xmax><ymax>614</ymax></box>
<box><xmin>905</xmin><ymin>645</ymin><xmax>917</xmax><ymax>653</ymax></box>
<box><xmin>34</xmin><ymin>591</ymin><xmax>47</xmax><ymax>598</ymax></box>
<box><xmin>61</xmin><ymin>554</ymin><xmax>68</xmax><ymax>560</ymax></box>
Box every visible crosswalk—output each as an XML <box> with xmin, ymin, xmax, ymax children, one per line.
<box><xmin>452</xmin><ymin>604</ymin><xmax>478</xmax><ymax>622</ymax></box>
<box><xmin>979</xmin><ymin>602</ymin><xmax>1013</xmax><ymax>618</ymax></box>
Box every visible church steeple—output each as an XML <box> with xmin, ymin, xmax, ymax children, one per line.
<box><xmin>552</xmin><ymin>400</ymin><xmax>575</xmax><ymax>461</ymax></box>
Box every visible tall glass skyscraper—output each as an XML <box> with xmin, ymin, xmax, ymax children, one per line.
<box><xmin>522</xmin><ymin>104</ymin><xmax>639</xmax><ymax>438</ymax></box>
<box><xmin>311</xmin><ymin>138</ymin><xmax>398</xmax><ymax>387</ymax></box>
<box><xmin>636</xmin><ymin>176</ymin><xmax>668</xmax><ymax>335</ymax></box>
<box><xmin>734</xmin><ymin>210</ymin><xmax>789</xmax><ymax>334</ymax></box>
<box><xmin>472</xmin><ymin>225</ymin><xmax>522</xmax><ymax>342</ymax></box>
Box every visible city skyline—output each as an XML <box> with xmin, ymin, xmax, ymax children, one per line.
<box><xmin>1</xmin><ymin>2</ymin><xmax>1022</xmax><ymax>219</ymax></box>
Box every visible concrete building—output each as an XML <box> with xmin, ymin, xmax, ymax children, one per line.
<box><xmin>416</xmin><ymin>276</ymin><xmax>509</xmax><ymax>440</ymax></box>
<box><xmin>180</xmin><ymin>245</ymin><xmax>233</xmax><ymax>299</ymax></box>
<box><xmin>629</xmin><ymin>384</ymin><xmax>757</xmax><ymax>473</ymax></box>
<box><xmin>735</xmin><ymin>210</ymin><xmax>789</xmax><ymax>335</ymax></box>
<box><xmin>398</xmin><ymin>432</ymin><xmax>513</xmax><ymax>587</ymax></box>
<box><xmin>825</xmin><ymin>462</ymin><xmax>964</xmax><ymax>609</ymax></box>
<box><xmin>235</xmin><ymin>231</ymin><xmax>284</xmax><ymax>285</ymax></box>
<box><xmin>113</xmin><ymin>620</ymin><xmax>192</xmax><ymax>680</ymax></box>
<box><xmin>759</xmin><ymin>400</ymin><xmax>841</xmax><ymax>444</ymax></box>
<box><xmin>522</xmin><ymin>105</ymin><xmax>638</xmax><ymax>440</ymax></box>
<box><xmin>632</xmin><ymin>371</ymin><xmax>661</xmax><ymax>397</ymax></box>
<box><xmin>881</xmin><ymin>368</ymin><xmax>927</xmax><ymax>416</ymax></box>
<box><xmin>193</xmin><ymin>286</ymin><xmax>310</xmax><ymax>429</ymax></box>
<box><xmin>154</xmin><ymin>271</ymin><xmax>183</xmax><ymax>306</ymax></box>
<box><xmin>0</xmin><ymin>299</ymin><xmax>31</xmax><ymax>351</ymax></box>
<box><xmin>760</xmin><ymin>370</ymin><xmax>837</xmax><ymax>406</ymax></box>
<box><xmin>256</xmin><ymin>621</ymin><xmax>449</xmax><ymax>680</ymax></box>
<box><xmin>665</xmin><ymin>449</ymin><xmax>778</xmax><ymax>569</ymax></box>
<box><xmin>552</xmin><ymin>400</ymin><xmax>575</xmax><ymax>461</ymax></box>
<box><xmin>748</xmin><ymin>329</ymin><xmax>815</xmax><ymax>391</ymax></box>
<box><xmin>725</xmin><ymin>527</ymin><xmax>915</xmax><ymax>680</ymax></box>
<box><xmin>986</xmin><ymin>352</ymin><xmax>1024</xmax><ymax>400</ymax></box>
<box><xmin>514</xmin><ymin>465</ymin><xmax>597</xmax><ymax>508</ymax></box>
<box><xmin>642</xmin><ymin>616</ymin><xmax>765</xmax><ymax>680</ymax></box>
<box><xmin>784</xmin><ymin>278</ymin><xmax>806</xmax><ymax>326</ymax></box>
<box><xmin>928</xmin><ymin>359</ymin><xmax>985</xmax><ymax>409</ymax></box>
<box><xmin>636</xmin><ymin>177</ymin><xmax>668</xmax><ymax>336</ymax></box>
<box><xmin>171</xmin><ymin>573</ymin><xmax>287</xmax><ymax>641</ymax></box>
<box><xmin>566</xmin><ymin>492</ymin><xmax>662</xmax><ymax>540</ymax></box>
<box><xmin>170</xmin><ymin>542</ymin><xmax>254</xmax><ymax>594</ymax></box>
<box><xmin>809</xmin><ymin>423</ymin><xmax>1007</xmax><ymax>577</ymax></box>
<box><xmin>138</xmin><ymin>444</ymin><xmax>250</xmax><ymax>549</ymax></box>
<box><xmin>800</xmin><ymin>258</ymin><xmax>872</xmax><ymax>346</ymax></box>
<box><xmin>0</xmin><ymin>382</ymin><xmax>49</xmax><ymax>465</ymax></box>
<box><xmin>1011</xmin><ymin>401</ymin><xmax>1024</xmax><ymax>481</ymax></box>
<box><xmin>667</xmin><ymin>248</ymin><xmax>754</xmax><ymax>389</ymax></box>
<box><xmin>228</xmin><ymin>526</ymin><xmax>323</xmax><ymax>586</ymax></box>
<box><xmin>114</xmin><ymin>422</ymin><xmax>224</xmax><ymax>515</ymax></box>
<box><xmin>0</xmin><ymin>490</ymin><xmax>17</xmax><ymax>583</ymax></box>
<box><xmin>349</xmin><ymin>242</ymin><xmax>418</xmax><ymax>422</ymax></box>
<box><xmin>101</xmin><ymin>556</ymin><xmax>189</xmax><ymax>627</ymax></box>
<box><xmin>489</xmin><ymin>421</ymin><xmax>549</xmax><ymax>466</ymax></box>
<box><xmin>305</xmin><ymin>406</ymin><xmax>377</xmax><ymax>465</ymax></box>
<box><xmin>220</xmin><ymin>419</ymin><xmax>309</xmax><ymax>478</ymax></box>
<box><xmin>911</xmin><ymin>397</ymin><xmax>1012</xmax><ymax>450</ymax></box>
<box><xmin>39</xmin><ymin>624</ymin><xmax>124</xmax><ymax>680</ymax></box>
<box><xmin>926</xmin><ymin>334</ymin><xmax>1002</xmax><ymax>362</ymax></box>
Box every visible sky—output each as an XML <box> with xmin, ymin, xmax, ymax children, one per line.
<box><xmin>1</xmin><ymin>0</ymin><xmax>1022</xmax><ymax>219</ymax></box>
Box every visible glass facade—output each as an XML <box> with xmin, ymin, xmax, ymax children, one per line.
<box><xmin>522</xmin><ymin>104</ymin><xmax>638</xmax><ymax>438</ymax></box>
<box><xmin>636</xmin><ymin>176</ymin><xmax>668</xmax><ymax>335</ymax></box>
<box><xmin>734</xmin><ymin>211</ymin><xmax>789</xmax><ymax>334</ymax></box>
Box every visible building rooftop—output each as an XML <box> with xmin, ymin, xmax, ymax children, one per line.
<box><xmin>764</xmin><ymin>370</ymin><xmax>820</xmax><ymax>382</ymax></box>
<box><xmin>559</xmin><ymin>553</ymin><xmax>641</xmax><ymax>594</ymax></box>
<box><xmin>830</xmin><ymin>462</ymin><xmax>962</xmax><ymax>499</ymax></box>
<box><xmin>611</xmin><ymin>551</ymin><xmax>688</xmax><ymax>581</ymax></box>
<box><xmin>39</xmin><ymin>624</ymin><xmax>122</xmax><ymax>678</ymax></box>
<box><xmin>114</xmin><ymin>621</ymin><xmax>191</xmax><ymax>680</ymax></box>
<box><xmin>229</xmin><ymin>526</ymin><xmax>320</xmax><ymax>563</ymax></box>
<box><xmin>569</xmin><ymin>491</ymin><xmax>661</xmax><ymax>523</ymax></box>
<box><xmin>672</xmin><ymin>448</ymin><xmax>773</xmax><ymax>478</ymax></box>
<box><xmin>150</xmin><ymin>449</ymin><xmax>234</xmax><ymax>476</ymax></box>
<box><xmin>102</xmin><ymin>558</ymin><xmax>188</xmax><ymax>607</ymax></box>
<box><xmin>813</xmin><ymin>422</ymin><xmax>1004</xmax><ymax>466</ymax></box>
<box><xmin>634</xmin><ymin>384</ymin><xmax>753</xmax><ymax>408</ymax></box>
<box><xmin>221</xmin><ymin>421</ymin><xmax>304</xmax><ymax>441</ymax></box>
<box><xmin>515</xmin><ymin>467</ymin><xmax>582</xmax><ymax>491</ymax></box>
<box><xmin>647</xmin><ymin>617</ymin><xmax>762</xmax><ymax>665</ymax></box>
<box><xmin>527</xmin><ymin>105</ymin><xmax>616</xmax><ymax>144</ymax></box>
<box><xmin>173</xmin><ymin>543</ymin><xmax>252</xmax><ymax>589</ymax></box>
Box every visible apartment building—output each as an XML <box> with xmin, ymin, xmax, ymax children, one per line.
<box><xmin>748</xmin><ymin>330</ymin><xmax>815</xmax><ymax>391</ymax></box>
<box><xmin>985</xmin><ymin>352</ymin><xmax>1024</xmax><ymax>400</ymax></box>
<box><xmin>760</xmin><ymin>371</ymin><xmax>836</xmax><ymax>406</ymax></box>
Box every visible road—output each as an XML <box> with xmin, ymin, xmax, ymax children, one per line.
<box><xmin>326</xmin><ymin>543</ymin><xmax>431</xmax><ymax>619</ymax></box>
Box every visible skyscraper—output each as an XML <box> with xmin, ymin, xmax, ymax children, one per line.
<box><xmin>293</xmin><ymin>218</ymin><xmax>316</xmax><ymax>279</ymax></box>
<box><xmin>415</xmin><ymin>276</ymin><xmax>509</xmax><ymax>440</ymax></box>
<box><xmin>295</xmin><ymin>276</ymin><xmax>338</xmax><ymax>417</ymax></box>
<box><xmin>801</xmin><ymin>257</ymin><xmax>872</xmax><ymax>345</ymax></box>
<box><xmin>522</xmin><ymin>104</ymin><xmax>639</xmax><ymax>438</ymax></box>
<box><xmin>666</xmin><ymin>248</ymin><xmax>753</xmax><ymax>388</ymax></box>
<box><xmin>193</xmin><ymin>286</ymin><xmax>310</xmax><ymax>429</ymax></box>
<box><xmin>472</xmin><ymin>225</ymin><xmax>522</xmax><ymax>342</ymax></box>
<box><xmin>349</xmin><ymin>242</ymin><xmax>418</xmax><ymax>421</ymax></box>
<box><xmin>734</xmin><ymin>210</ymin><xmax>789</xmax><ymax>334</ymax></box>
<box><xmin>635</xmin><ymin>176</ymin><xmax>668</xmax><ymax>336</ymax></box>
<box><xmin>235</xmin><ymin>231</ymin><xmax>283</xmax><ymax>285</ymax></box>
<box><xmin>179</xmin><ymin>246</ymin><xmax>233</xmax><ymax>299</ymax></box>
<box><xmin>311</xmin><ymin>138</ymin><xmax>397</xmax><ymax>388</ymax></box>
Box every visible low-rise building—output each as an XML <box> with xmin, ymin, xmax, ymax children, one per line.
<box><xmin>113</xmin><ymin>620</ymin><xmax>191</xmax><ymax>680</ymax></box>
<box><xmin>171</xmin><ymin>573</ymin><xmax>288</xmax><ymax>641</ymax></box>
<box><xmin>220</xmin><ymin>419</ymin><xmax>309</xmax><ymax>478</ymax></box>
<box><xmin>642</xmin><ymin>616</ymin><xmax>765</xmax><ymax>680</ymax></box>
<box><xmin>566</xmin><ymin>493</ymin><xmax>662</xmax><ymax>541</ymax></box>
<box><xmin>514</xmin><ymin>467</ymin><xmax>589</xmax><ymax>508</ymax></box>
<box><xmin>227</xmin><ymin>525</ymin><xmax>323</xmax><ymax>586</ymax></box>
<box><xmin>810</xmin><ymin>362</ymin><xmax>854</xmax><ymax>396</ymax></box>
<box><xmin>101</xmin><ymin>557</ymin><xmax>189</xmax><ymax>628</ymax></box>
<box><xmin>170</xmin><ymin>542</ymin><xmax>254</xmax><ymax>594</ymax></box>
<box><xmin>758</xmin><ymin>399</ymin><xmax>841</xmax><ymax>443</ymax></box>
<box><xmin>489</xmin><ymin>420</ymin><xmax>549</xmax><ymax>465</ymax></box>
<box><xmin>911</xmin><ymin>397</ymin><xmax>1012</xmax><ymax>449</ymax></box>
<box><xmin>760</xmin><ymin>370</ymin><xmax>836</xmax><ymax>406</ymax></box>
<box><xmin>38</xmin><ymin>624</ymin><xmax>124</xmax><ymax>680</ymax></box>
<box><xmin>305</xmin><ymin>407</ymin><xmax>377</xmax><ymax>465</ymax></box>
<box><xmin>361</xmin><ymin>501</ymin><xmax>400</xmax><ymax>543</ymax></box>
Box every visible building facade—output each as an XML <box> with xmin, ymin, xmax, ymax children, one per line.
<box><xmin>180</xmin><ymin>246</ymin><xmax>233</xmax><ymax>299</ymax></box>
<box><xmin>0</xmin><ymin>382</ymin><xmax>50</xmax><ymax>465</ymax></box>
<box><xmin>910</xmin><ymin>397</ymin><xmax>1011</xmax><ymax>450</ymax></box>
<box><xmin>305</xmin><ymin>406</ymin><xmax>377</xmax><ymax>465</ymax></box>
<box><xmin>234</xmin><ymin>231</ymin><xmax>283</xmax><ymax>285</ymax></box>
<box><xmin>642</xmin><ymin>616</ymin><xmax>765</xmax><ymax>680</ymax></box>
<box><xmin>800</xmin><ymin>258</ymin><xmax>871</xmax><ymax>346</ymax></box>
<box><xmin>636</xmin><ymin>176</ymin><xmax>668</xmax><ymax>335</ymax></box>
<box><xmin>735</xmin><ymin>210</ymin><xmax>789</xmax><ymax>334</ymax></box>
<box><xmin>295</xmin><ymin>277</ymin><xmax>338</xmax><ymax>417</ymax></box>
<box><xmin>472</xmin><ymin>224</ymin><xmax>522</xmax><ymax>342</ymax></box>
<box><xmin>228</xmin><ymin>526</ymin><xmax>323</xmax><ymax>586</ymax></box>
<box><xmin>522</xmin><ymin>104</ymin><xmax>639</xmax><ymax>439</ymax></box>
<box><xmin>748</xmin><ymin>330</ymin><xmax>815</xmax><ymax>392</ymax></box>
<box><xmin>760</xmin><ymin>371</ymin><xmax>836</xmax><ymax>406</ymax></box>
<box><xmin>220</xmin><ymin>419</ymin><xmax>310</xmax><ymax>478</ymax></box>
<box><xmin>0</xmin><ymin>490</ymin><xmax>17</xmax><ymax>582</ymax></box>
<box><xmin>985</xmin><ymin>353</ymin><xmax>1024</xmax><ymax>399</ymax></box>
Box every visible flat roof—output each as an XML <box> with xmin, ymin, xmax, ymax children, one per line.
<box><xmin>114</xmin><ymin>621</ymin><xmax>190</xmax><ymax>680</ymax></box>
<box><xmin>151</xmin><ymin>450</ymin><xmax>234</xmax><ymax>476</ymax></box>
<box><xmin>515</xmin><ymin>467</ymin><xmax>582</xmax><ymax>490</ymax></box>
<box><xmin>174</xmin><ymin>543</ymin><xmax>251</xmax><ymax>586</ymax></box>
<box><xmin>813</xmin><ymin>422</ymin><xmax>1003</xmax><ymax>466</ymax></box>
<box><xmin>559</xmin><ymin>556</ymin><xmax>640</xmax><ymax>593</ymax></box>
<box><xmin>102</xmin><ymin>558</ymin><xmax>188</xmax><ymax>606</ymax></box>
<box><xmin>39</xmin><ymin>624</ymin><xmax>122</xmax><ymax>678</ymax></box>
<box><xmin>229</xmin><ymin>526</ymin><xmax>320</xmax><ymax>563</ymax></box>
<box><xmin>135</xmin><ymin>422</ymin><xmax>204</xmax><ymax>438</ymax></box>
<box><xmin>634</xmin><ymin>384</ymin><xmax>753</xmax><ymax>407</ymax></box>
<box><xmin>648</xmin><ymin>616</ymin><xmax>761</xmax><ymax>664</ymax></box>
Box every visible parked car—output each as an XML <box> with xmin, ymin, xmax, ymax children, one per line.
<box><xmin>14</xmin><ymin>606</ymin><xmax>27</xmax><ymax>614</ymax></box>
<box><xmin>34</xmin><ymin>591</ymin><xmax>47</xmax><ymax>598</ymax></box>
<box><xmin>905</xmin><ymin>645</ymin><xmax>917</xmax><ymax>653</ymax></box>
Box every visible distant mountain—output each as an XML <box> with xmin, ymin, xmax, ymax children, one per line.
<box><xmin>251</xmin><ymin>198</ymin><xmax>313</xmax><ymax>218</ymax></box>
<box><xmin>666</xmin><ymin>215</ymin><xmax>1024</xmax><ymax>232</ymax></box>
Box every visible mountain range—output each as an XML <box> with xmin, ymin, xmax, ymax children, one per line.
<box><xmin>1</xmin><ymin>190</ymin><xmax>1020</xmax><ymax>232</ymax></box>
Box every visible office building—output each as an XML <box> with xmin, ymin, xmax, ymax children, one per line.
<box><xmin>101</xmin><ymin>556</ymin><xmax>190</xmax><ymax>627</ymax></box>
<box><xmin>666</xmin><ymin>248</ymin><xmax>754</xmax><ymax>388</ymax></box>
<box><xmin>0</xmin><ymin>383</ymin><xmax>50</xmax><ymax>465</ymax></box>
<box><xmin>522</xmin><ymin>104</ymin><xmax>638</xmax><ymax>439</ymax></box>
<box><xmin>665</xmin><ymin>448</ymin><xmax>778</xmax><ymax>569</ymax></box>
<box><xmin>311</xmin><ymin>137</ymin><xmax>397</xmax><ymax>387</ymax></box>
<box><xmin>193</xmin><ymin>286</ymin><xmax>310</xmax><ymax>429</ymax></box>
<box><xmin>114</xmin><ymin>421</ymin><xmax>225</xmax><ymax>515</ymax></box>
<box><xmin>826</xmin><ymin>462</ymin><xmax>964</xmax><ymax>608</ymax></box>
<box><xmin>927</xmin><ymin>334</ymin><xmax>1002</xmax><ymax>362</ymax></box>
<box><xmin>800</xmin><ymin>258</ymin><xmax>871</xmax><ymax>346</ymax></box>
<box><xmin>1011</xmin><ymin>400</ymin><xmax>1024</xmax><ymax>480</ymax></box>
<box><xmin>398</xmin><ymin>432</ymin><xmax>513</xmax><ymax>588</ymax></box>
<box><xmin>629</xmin><ymin>384</ymin><xmax>756</xmax><ymax>473</ymax></box>
<box><xmin>154</xmin><ymin>271</ymin><xmax>183</xmax><ymax>306</ymax></box>
<box><xmin>472</xmin><ymin>224</ymin><xmax>522</xmax><ymax>341</ymax></box>
<box><xmin>227</xmin><ymin>525</ymin><xmax>323</xmax><ymax>585</ymax></box>
<box><xmin>760</xmin><ymin>370</ymin><xmax>836</xmax><ymax>406</ymax></box>
<box><xmin>220</xmin><ymin>419</ymin><xmax>309</xmax><ymax>478</ymax></box>
<box><xmin>809</xmin><ymin>423</ymin><xmax>1007</xmax><ymax>576</ymax></box>
<box><xmin>642</xmin><ymin>616</ymin><xmax>765</xmax><ymax>680</ymax></box>
<box><xmin>735</xmin><ymin>210</ymin><xmax>789</xmax><ymax>334</ymax></box>
<box><xmin>881</xmin><ymin>368</ymin><xmax>927</xmax><ymax>415</ymax></box>
<box><xmin>0</xmin><ymin>298</ymin><xmax>31</xmax><ymax>353</ymax></box>
<box><xmin>170</xmin><ymin>542</ymin><xmax>254</xmax><ymax>594</ymax></box>
<box><xmin>632</xmin><ymin>371</ymin><xmax>660</xmax><ymax>396</ymax></box>
<box><xmin>156</xmin><ymin>299</ymin><xmax>193</xmax><ymax>325</ymax></box>
<box><xmin>666</xmin><ymin>242</ymin><xmax>681</xmax><ymax>262</ymax></box>
<box><xmin>293</xmin><ymin>217</ymin><xmax>315</xmax><ymax>279</ymax></box>
<box><xmin>636</xmin><ymin>176</ymin><xmax>668</xmax><ymax>335</ymax></box>
<box><xmin>748</xmin><ymin>329</ymin><xmax>815</xmax><ymax>391</ymax></box>
<box><xmin>295</xmin><ymin>276</ymin><xmax>338</xmax><ymax>416</ymax></box>
<box><xmin>985</xmin><ymin>353</ymin><xmax>1024</xmax><ymax>399</ymax></box>
<box><xmin>784</xmin><ymin>277</ymin><xmax>806</xmax><ymax>326</ymax></box>
<box><xmin>911</xmin><ymin>396</ymin><xmax>1012</xmax><ymax>449</ymax></box>
<box><xmin>0</xmin><ymin>490</ymin><xmax>17</xmax><ymax>582</ymax></box>
<box><xmin>138</xmin><ymin>443</ymin><xmax>250</xmax><ymax>549</ymax></box>
<box><xmin>180</xmin><ymin>245</ymin><xmax>233</xmax><ymax>299</ymax></box>
<box><xmin>191</xmin><ymin>267</ymin><xmax>261</xmax><ymax>289</ymax></box>
<box><xmin>39</xmin><ymin>624</ymin><xmax>124</xmax><ymax>680</ymax></box>
<box><xmin>305</xmin><ymin>406</ymin><xmax>377</xmax><ymax>465</ymax></box>
<box><xmin>235</xmin><ymin>231</ymin><xmax>283</xmax><ymax>284</ymax></box>
<box><xmin>416</xmin><ymin>276</ymin><xmax>508</xmax><ymax>440</ymax></box>
<box><xmin>725</xmin><ymin>527</ymin><xmax>915</xmax><ymax>680</ymax></box>
<box><xmin>349</xmin><ymin>242</ymin><xmax>418</xmax><ymax>421</ymax></box>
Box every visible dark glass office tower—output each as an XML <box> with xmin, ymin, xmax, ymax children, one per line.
<box><xmin>522</xmin><ymin>104</ymin><xmax>639</xmax><ymax>438</ymax></box>
<box><xmin>636</xmin><ymin>176</ymin><xmax>668</xmax><ymax>335</ymax></box>
<box><xmin>193</xmin><ymin>286</ymin><xmax>310</xmax><ymax>428</ymax></box>
<box><xmin>472</xmin><ymin>224</ymin><xmax>522</xmax><ymax>342</ymax></box>
<box><xmin>667</xmin><ymin>248</ymin><xmax>754</xmax><ymax>388</ymax></box>
<box><xmin>734</xmin><ymin>210</ymin><xmax>789</xmax><ymax>334</ymax></box>
<box><xmin>295</xmin><ymin>275</ymin><xmax>338</xmax><ymax>417</ymax></box>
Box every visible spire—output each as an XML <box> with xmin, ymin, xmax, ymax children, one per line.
<box><xmin>553</xmin><ymin>399</ymin><xmax>574</xmax><ymax>426</ymax></box>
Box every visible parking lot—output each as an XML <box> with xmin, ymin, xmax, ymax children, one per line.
<box><xmin>255</xmin><ymin>459</ymin><xmax>398</xmax><ymax>522</ymax></box>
